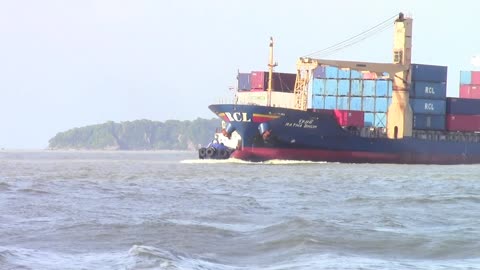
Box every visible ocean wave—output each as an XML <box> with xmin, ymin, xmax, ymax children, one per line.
<box><xmin>0</xmin><ymin>181</ymin><xmax>11</xmax><ymax>191</ymax></box>
<box><xmin>16</xmin><ymin>188</ymin><xmax>53</xmax><ymax>195</ymax></box>
<box><xmin>2</xmin><ymin>242</ymin><xmax>480</xmax><ymax>270</ymax></box>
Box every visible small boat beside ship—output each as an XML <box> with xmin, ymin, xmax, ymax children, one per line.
<box><xmin>198</xmin><ymin>123</ymin><xmax>240</xmax><ymax>159</ymax></box>
<box><xmin>204</xmin><ymin>13</ymin><xmax>480</xmax><ymax>164</ymax></box>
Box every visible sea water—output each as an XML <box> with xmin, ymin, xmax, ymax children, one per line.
<box><xmin>1</xmin><ymin>150</ymin><xmax>480</xmax><ymax>269</ymax></box>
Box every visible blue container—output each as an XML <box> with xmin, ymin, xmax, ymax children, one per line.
<box><xmin>325</xmin><ymin>96</ymin><xmax>336</xmax><ymax>109</ymax></box>
<box><xmin>237</xmin><ymin>73</ymin><xmax>251</xmax><ymax>90</ymax></box>
<box><xmin>350</xmin><ymin>70</ymin><xmax>362</xmax><ymax>79</ymax></box>
<box><xmin>364</xmin><ymin>113</ymin><xmax>374</xmax><ymax>127</ymax></box>
<box><xmin>313</xmin><ymin>66</ymin><xmax>325</xmax><ymax>78</ymax></box>
<box><xmin>410</xmin><ymin>98</ymin><xmax>446</xmax><ymax>115</ymax></box>
<box><xmin>446</xmin><ymin>98</ymin><xmax>480</xmax><ymax>115</ymax></box>
<box><xmin>363</xmin><ymin>80</ymin><xmax>376</xmax><ymax>96</ymax></box>
<box><xmin>312</xmin><ymin>78</ymin><xmax>326</xmax><ymax>95</ymax></box>
<box><xmin>351</xmin><ymin>80</ymin><xmax>362</xmax><ymax>96</ymax></box>
<box><xmin>375</xmin><ymin>97</ymin><xmax>388</xmax><ymax>112</ymax></box>
<box><xmin>460</xmin><ymin>71</ymin><xmax>472</xmax><ymax>85</ymax></box>
<box><xmin>325</xmin><ymin>79</ymin><xmax>338</xmax><ymax>95</ymax></box>
<box><xmin>375</xmin><ymin>80</ymin><xmax>389</xmax><ymax>96</ymax></box>
<box><xmin>350</xmin><ymin>97</ymin><xmax>362</xmax><ymax>110</ymax></box>
<box><xmin>410</xmin><ymin>81</ymin><xmax>447</xmax><ymax>99</ymax></box>
<box><xmin>362</xmin><ymin>97</ymin><xmax>375</xmax><ymax>112</ymax></box>
<box><xmin>338</xmin><ymin>79</ymin><xmax>349</xmax><ymax>96</ymax></box>
<box><xmin>411</xmin><ymin>63</ymin><xmax>448</xmax><ymax>82</ymax></box>
<box><xmin>325</xmin><ymin>66</ymin><xmax>339</xmax><ymax>78</ymax></box>
<box><xmin>374</xmin><ymin>112</ymin><xmax>387</xmax><ymax>127</ymax></box>
<box><xmin>338</xmin><ymin>69</ymin><xmax>350</xmax><ymax>79</ymax></box>
<box><xmin>311</xmin><ymin>95</ymin><xmax>325</xmax><ymax>109</ymax></box>
<box><xmin>413</xmin><ymin>114</ymin><xmax>446</xmax><ymax>130</ymax></box>
<box><xmin>337</xmin><ymin>96</ymin><xmax>349</xmax><ymax>110</ymax></box>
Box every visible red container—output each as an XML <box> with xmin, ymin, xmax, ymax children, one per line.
<box><xmin>472</xmin><ymin>71</ymin><xmax>480</xmax><ymax>84</ymax></box>
<box><xmin>334</xmin><ymin>109</ymin><xmax>365</xmax><ymax>127</ymax></box>
<box><xmin>446</xmin><ymin>114</ymin><xmax>480</xmax><ymax>132</ymax></box>
<box><xmin>309</xmin><ymin>109</ymin><xmax>364</xmax><ymax>127</ymax></box>
<box><xmin>362</xmin><ymin>72</ymin><xmax>378</xmax><ymax>79</ymax></box>
<box><xmin>250</xmin><ymin>71</ymin><xmax>266</xmax><ymax>91</ymax></box>
<box><xmin>459</xmin><ymin>84</ymin><xmax>480</xmax><ymax>99</ymax></box>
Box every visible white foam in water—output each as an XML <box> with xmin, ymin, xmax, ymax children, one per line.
<box><xmin>0</xmin><ymin>246</ymin><xmax>132</xmax><ymax>270</ymax></box>
<box><xmin>3</xmin><ymin>243</ymin><xmax>480</xmax><ymax>270</ymax></box>
<box><xmin>180</xmin><ymin>158</ymin><xmax>328</xmax><ymax>165</ymax></box>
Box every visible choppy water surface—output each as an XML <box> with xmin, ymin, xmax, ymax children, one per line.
<box><xmin>1</xmin><ymin>150</ymin><xmax>480</xmax><ymax>269</ymax></box>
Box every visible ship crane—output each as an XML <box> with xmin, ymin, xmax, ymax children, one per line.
<box><xmin>293</xmin><ymin>13</ymin><xmax>413</xmax><ymax>139</ymax></box>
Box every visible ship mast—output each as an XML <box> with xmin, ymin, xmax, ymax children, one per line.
<box><xmin>267</xmin><ymin>37</ymin><xmax>277</xmax><ymax>107</ymax></box>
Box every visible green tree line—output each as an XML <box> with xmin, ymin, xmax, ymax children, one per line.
<box><xmin>48</xmin><ymin>118</ymin><xmax>222</xmax><ymax>150</ymax></box>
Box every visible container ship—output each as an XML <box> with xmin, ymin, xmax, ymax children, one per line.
<box><xmin>207</xmin><ymin>13</ymin><xmax>480</xmax><ymax>164</ymax></box>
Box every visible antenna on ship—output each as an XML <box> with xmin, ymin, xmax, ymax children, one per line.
<box><xmin>267</xmin><ymin>37</ymin><xmax>278</xmax><ymax>107</ymax></box>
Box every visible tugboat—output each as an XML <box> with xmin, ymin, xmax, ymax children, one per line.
<box><xmin>198</xmin><ymin>123</ymin><xmax>241</xmax><ymax>159</ymax></box>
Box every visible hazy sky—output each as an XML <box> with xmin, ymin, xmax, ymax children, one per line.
<box><xmin>1</xmin><ymin>0</ymin><xmax>479</xmax><ymax>149</ymax></box>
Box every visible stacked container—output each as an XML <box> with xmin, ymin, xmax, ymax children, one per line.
<box><xmin>459</xmin><ymin>71</ymin><xmax>480</xmax><ymax>99</ymax></box>
<box><xmin>242</xmin><ymin>71</ymin><xmax>296</xmax><ymax>92</ymax></box>
<box><xmin>446</xmin><ymin>98</ymin><xmax>480</xmax><ymax>131</ymax></box>
<box><xmin>409</xmin><ymin>64</ymin><xmax>448</xmax><ymax>131</ymax></box>
<box><xmin>310</xmin><ymin>66</ymin><xmax>392</xmax><ymax>127</ymax></box>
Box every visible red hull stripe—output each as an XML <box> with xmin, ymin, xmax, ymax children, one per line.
<box><xmin>252</xmin><ymin>114</ymin><xmax>280</xmax><ymax>123</ymax></box>
<box><xmin>231</xmin><ymin>147</ymin><xmax>478</xmax><ymax>164</ymax></box>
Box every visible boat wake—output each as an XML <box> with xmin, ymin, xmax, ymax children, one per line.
<box><xmin>180</xmin><ymin>158</ymin><xmax>328</xmax><ymax>165</ymax></box>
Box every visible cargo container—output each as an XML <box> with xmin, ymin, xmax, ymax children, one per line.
<box><xmin>313</xmin><ymin>66</ymin><xmax>325</xmax><ymax>78</ymax></box>
<box><xmin>272</xmin><ymin>72</ymin><xmax>297</xmax><ymax>92</ymax></box>
<box><xmin>460</xmin><ymin>71</ymin><xmax>472</xmax><ymax>85</ymax></box>
<box><xmin>338</xmin><ymin>69</ymin><xmax>350</xmax><ymax>79</ymax></box>
<box><xmin>337</xmin><ymin>96</ymin><xmax>349</xmax><ymax>110</ymax></box>
<box><xmin>364</xmin><ymin>112</ymin><xmax>387</xmax><ymax>127</ymax></box>
<box><xmin>325</xmin><ymin>66</ymin><xmax>339</xmax><ymax>78</ymax></box>
<box><xmin>334</xmin><ymin>109</ymin><xmax>364</xmax><ymax>127</ymax></box>
<box><xmin>325</xmin><ymin>79</ymin><xmax>338</xmax><ymax>95</ymax></box>
<box><xmin>309</xmin><ymin>109</ymin><xmax>364</xmax><ymax>127</ymax></box>
<box><xmin>446</xmin><ymin>98</ymin><xmax>480</xmax><ymax>115</ymax></box>
<box><xmin>237</xmin><ymin>73</ymin><xmax>251</xmax><ymax>91</ymax></box>
<box><xmin>311</xmin><ymin>95</ymin><xmax>324</xmax><ymax>109</ymax></box>
<box><xmin>363</xmin><ymin>80</ymin><xmax>376</xmax><ymax>96</ymax></box>
<box><xmin>374</xmin><ymin>112</ymin><xmax>387</xmax><ymax>127</ymax></box>
<box><xmin>459</xmin><ymin>84</ymin><xmax>480</xmax><ymax>99</ymax></box>
<box><xmin>312</xmin><ymin>78</ymin><xmax>326</xmax><ymax>95</ymax></box>
<box><xmin>351</xmin><ymin>80</ymin><xmax>362</xmax><ymax>96</ymax></box>
<box><xmin>325</xmin><ymin>96</ymin><xmax>336</xmax><ymax>109</ymax></box>
<box><xmin>375</xmin><ymin>80</ymin><xmax>391</xmax><ymax>96</ymax></box>
<box><xmin>350</xmin><ymin>97</ymin><xmax>362</xmax><ymax>110</ymax></box>
<box><xmin>362</xmin><ymin>97</ymin><xmax>375</xmax><ymax>111</ymax></box>
<box><xmin>410</xmin><ymin>81</ymin><xmax>447</xmax><ymax>99</ymax></box>
<box><xmin>375</xmin><ymin>97</ymin><xmax>389</xmax><ymax>112</ymax></box>
<box><xmin>249</xmin><ymin>71</ymin><xmax>297</xmax><ymax>92</ymax></box>
<box><xmin>413</xmin><ymin>114</ymin><xmax>446</xmax><ymax>130</ymax></box>
<box><xmin>338</xmin><ymin>80</ymin><xmax>349</xmax><ymax>96</ymax></box>
<box><xmin>410</xmin><ymin>98</ymin><xmax>446</xmax><ymax>115</ymax></box>
<box><xmin>446</xmin><ymin>114</ymin><xmax>480</xmax><ymax>132</ymax></box>
<box><xmin>362</xmin><ymin>72</ymin><xmax>378</xmax><ymax>80</ymax></box>
<box><xmin>351</xmin><ymin>70</ymin><xmax>362</xmax><ymax>79</ymax></box>
<box><xmin>472</xmin><ymin>71</ymin><xmax>480</xmax><ymax>85</ymax></box>
<box><xmin>250</xmin><ymin>71</ymin><xmax>265</xmax><ymax>90</ymax></box>
<box><xmin>411</xmin><ymin>64</ymin><xmax>448</xmax><ymax>82</ymax></box>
